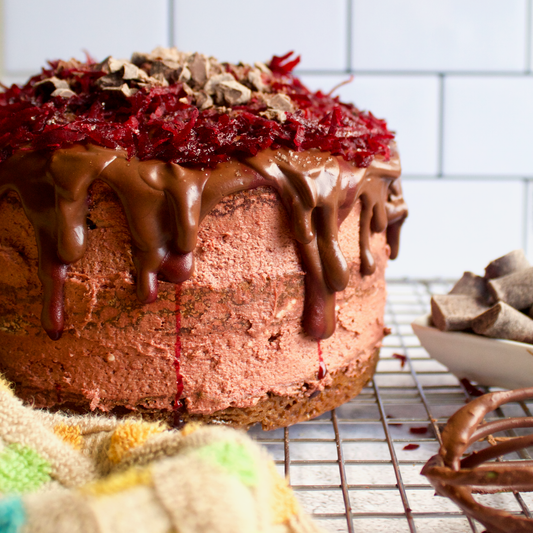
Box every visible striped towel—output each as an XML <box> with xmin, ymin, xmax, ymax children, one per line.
<box><xmin>0</xmin><ymin>377</ymin><xmax>322</xmax><ymax>533</ymax></box>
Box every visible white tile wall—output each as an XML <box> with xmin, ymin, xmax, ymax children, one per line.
<box><xmin>530</xmin><ymin>5</ymin><xmax>533</xmax><ymax>72</ymax></box>
<box><xmin>3</xmin><ymin>0</ymin><xmax>169</xmax><ymax>74</ymax></box>
<box><xmin>300</xmin><ymin>74</ymin><xmax>440</xmax><ymax>176</ymax></box>
<box><xmin>173</xmin><ymin>0</ymin><xmax>348</xmax><ymax>71</ymax></box>
<box><xmin>0</xmin><ymin>0</ymin><xmax>532</xmax><ymax>280</ymax></box>
<box><xmin>386</xmin><ymin>180</ymin><xmax>526</xmax><ymax>279</ymax></box>
<box><xmin>352</xmin><ymin>0</ymin><xmax>528</xmax><ymax>72</ymax></box>
<box><xmin>444</xmin><ymin>76</ymin><xmax>533</xmax><ymax>176</ymax></box>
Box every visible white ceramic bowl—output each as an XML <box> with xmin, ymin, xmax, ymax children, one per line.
<box><xmin>411</xmin><ymin>315</ymin><xmax>533</xmax><ymax>390</ymax></box>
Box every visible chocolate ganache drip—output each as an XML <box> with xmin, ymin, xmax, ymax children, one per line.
<box><xmin>0</xmin><ymin>143</ymin><xmax>405</xmax><ymax>341</ymax></box>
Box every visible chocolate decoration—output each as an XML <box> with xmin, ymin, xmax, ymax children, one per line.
<box><xmin>0</xmin><ymin>143</ymin><xmax>405</xmax><ymax>341</ymax></box>
<box><xmin>484</xmin><ymin>249</ymin><xmax>530</xmax><ymax>280</ymax></box>
<box><xmin>449</xmin><ymin>271</ymin><xmax>489</xmax><ymax>301</ymax></box>
<box><xmin>422</xmin><ymin>388</ymin><xmax>533</xmax><ymax>533</ymax></box>
<box><xmin>472</xmin><ymin>301</ymin><xmax>533</xmax><ymax>343</ymax></box>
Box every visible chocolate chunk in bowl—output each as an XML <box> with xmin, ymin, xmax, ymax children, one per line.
<box><xmin>422</xmin><ymin>388</ymin><xmax>533</xmax><ymax>533</ymax></box>
<box><xmin>413</xmin><ymin>250</ymin><xmax>533</xmax><ymax>391</ymax></box>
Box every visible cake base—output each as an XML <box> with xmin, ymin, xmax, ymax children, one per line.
<box><xmin>183</xmin><ymin>347</ymin><xmax>379</xmax><ymax>430</ymax></box>
<box><xmin>8</xmin><ymin>348</ymin><xmax>379</xmax><ymax>431</ymax></box>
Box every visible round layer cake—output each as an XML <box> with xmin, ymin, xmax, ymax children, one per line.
<box><xmin>0</xmin><ymin>48</ymin><xmax>407</xmax><ymax>429</ymax></box>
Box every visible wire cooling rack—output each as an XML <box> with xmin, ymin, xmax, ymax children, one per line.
<box><xmin>249</xmin><ymin>280</ymin><xmax>533</xmax><ymax>533</ymax></box>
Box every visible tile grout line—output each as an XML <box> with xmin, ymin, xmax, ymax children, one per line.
<box><xmin>523</xmin><ymin>179</ymin><xmax>530</xmax><ymax>256</ymax></box>
<box><xmin>168</xmin><ymin>0</ymin><xmax>175</xmax><ymax>48</ymax></box>
<box><xmin>526</xmin><ymin>0</ymin><xmax>532</xmax><ymax>73</ymax></box>
<box><xmin>437</xmin><ymin>73</ymin><xmax>445</xmax><ymax>178</ymax></box>
<box><xmin>296</xmin><ymin>69</ymin><xmax>533</xmax><ymax>77</ymax></box>
<box><xmin>346</xmin><ymin>0</ymin><xmax>353</xmax><ymax>73</ymax></box>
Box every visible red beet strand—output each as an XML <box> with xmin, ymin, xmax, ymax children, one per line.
<box><xmin>409</xmin><ymin>426</ymin><xmax>428</xmax><ymax>435</ymax></box>
<box><xmin>0</xmin><ymin>53</ymin><xmax>394</xmax><ymax>169</ymax></box>
<box><xmin>392</xmin><ymin>353</ymin><xmax>407</xmax><ymax>368</ymax></box>
<box><xmin>460</xmin><ymin>378</ymin><xmax>484</xmax><ymax>397</ymax></box>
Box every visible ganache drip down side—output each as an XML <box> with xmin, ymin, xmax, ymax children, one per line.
<box><xmin>0</xmin><ymin>143</ymin><xmax>406</xmax><ymax>341</ymax></box>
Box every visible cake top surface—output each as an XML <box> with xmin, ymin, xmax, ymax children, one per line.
<box><xmin>0</xmin><ymin>47</ymin><xmax>393</xmax><ymax>168</ymax></box>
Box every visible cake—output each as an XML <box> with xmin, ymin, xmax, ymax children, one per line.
<box><xmin>0</xmin><ymin>48</ymin><xmax>407</xmax><ymax>429</ymax></box>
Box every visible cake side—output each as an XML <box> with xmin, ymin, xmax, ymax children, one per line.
<box><xmin>0</xmin><ymin>178</ymin><xmax>388</xmax><ymax>427</ymax></box>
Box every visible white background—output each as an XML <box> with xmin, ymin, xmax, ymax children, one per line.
<box><xmin>1</xmin><ymin>0</ymin><xmax>532</xmax><ymax>280</ymax></box>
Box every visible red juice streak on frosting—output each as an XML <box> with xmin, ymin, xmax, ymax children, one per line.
<box><xmin>172</xmin><ymin>283</ymin><xmax>186</xmax><ymax>428</ymax></box>
<box><xmin>174</xmin><ymin>284</ymin><xmax>184</xmax><ymax>404</ymax></box>
<box><xmin>317</xmin><ymin>340</ymin><xmax>328</xmax><ymax>380</ymax></box>
<box><xmin>55</xmin><ymin>384</ymin><xmax>62</xmax><ymax>403</ymax></box>
<box><xmin>0</xmin><ymin>144</ymin><xmax>407</xmax><ymax>341</ymax></box>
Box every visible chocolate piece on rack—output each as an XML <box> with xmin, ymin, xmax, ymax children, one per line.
<box><xmin>430</xmin><ymin>295</ymin><xmax>489</xmax><ymax>332</ymax></box>
<box><xmin>421</xmin><ymin>388</ymin><xmax>533</xmax><ymax>533</ymax></box>
<box><xmin>472</xmin><ymin>302</ymin><xmax>533</xmax><ymax>343</ymax></box>
<box><xmin>449</xmin><ymin>272</ymin><xmax>489</xmax><ymax>301</ymax></box>
<box><xmin>487</xmin><ymin>267</ymin><xmax>533</xmax><ymax>310</ymax></box>
<box><xmin>484</xmin><ymin>249</ymin><xmax>530</xmax><ymax>280</ymax></box>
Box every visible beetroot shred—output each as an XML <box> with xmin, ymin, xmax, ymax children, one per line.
<box><xmin>0</xmin><ymin>52</ymin><xmax>394</xmax><ymax>168</ymax></box>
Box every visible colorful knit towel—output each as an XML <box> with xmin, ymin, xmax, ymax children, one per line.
<box><xmin>0</xmin><ymin>377</ymin><xmax>323</xmax><ymax>533</ymax></box>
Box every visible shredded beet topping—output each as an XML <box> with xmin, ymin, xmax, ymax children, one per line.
<box><xmin>0</xmin><ymin>52</ymin><xmax>394</xmax><ymax>168</ymax></box>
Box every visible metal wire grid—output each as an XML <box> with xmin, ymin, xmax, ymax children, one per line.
<box><xmin>249</xmin><ymin>280</ymin><xmax>533</xmax><ymax>533</ymax></box>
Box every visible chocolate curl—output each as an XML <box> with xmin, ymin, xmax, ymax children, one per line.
<box><xmin>487</xmin><ymin>267</ymin><xmax>533</xmax><ymax>310</ymax></box>
<box><xmin>449</xmin><ymin>271</ymin><xmax>489</xmax><ymax>301</ymax></box>
<box><xmin>472</xmin><ymin>302</ymin><xmax>533</xmax><ymax>343</ymax></box>
<box><xmin>431</xmin><ymin>295</ymin><xmax>489</xmax><ymax>332</ymax></box>
<box><xmin>484</xmin><ymin>249</ymin><xmax>530</xmax><ymax>279</ymax></box>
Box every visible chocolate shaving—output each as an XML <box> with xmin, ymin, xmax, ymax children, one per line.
<box><xmin>214</xmin><ymin>80</ymin><xmax>251</xmax><ymax>106</ymax></box>
<box><xmin>204</xmin><ymin>73</ymin><xmax>235</xmax><ymax>95</ymax></box>
<box><xmin>247</xmin><ymin>68</ymin><xmax>268</xmax><ymax>92</ymax></box>
<box><xmin>96</xmin><ymin>71</ymin><xmax>124</xmax><ymax>89</ymax></box>
<box><xmin>194</xmin><ymin>91</ymin><xmax>214</xmax><ymax>111</ymax></box>
<box><xmin>34</xmin><ymin>76</ymin><xmax>71</xmax><ymax>96</ymax></box>
<box><xmin>259</xmin><ymin>93</ymin><xmax>294</xmax><ymax>122</ymax></box>
<box><xmin>102</xmin><ymin>83</ymin><xmax>138</xmax><ymax>98</ymax></box>
<box><xmin>50</xmin><ymin>88</ymin><xmax>76</xmax><ymax>99</ymax></box>
<box><xmin>421</xmin><ymin>388</ymin><xmax>533</xmax><ymax>533</ymax></box>
<box><xmin>178</xmin><ymin>66</ymin><xmax>192</xmax><ymax>83</ymax></box>
<box><xmin>254</xmin><ymin>61</ymin><xmax>272</xmax><ymax>74</ymax></box>
<box><xmin>150</xmin><ymin>60</ymin><xmax>181</xmax><ymax>85</ymax></box>
<box><xmin>188</xmin><ymin>53</ymin><xmax>210</xmax><ymax>88</ymax></box>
